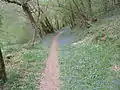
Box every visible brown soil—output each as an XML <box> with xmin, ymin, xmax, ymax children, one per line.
<box><xmin>112</xmin><ymin>65</ymin><xmax>120</xmax><ymax>71</ymax></box>
<box><xmin>39</xmin><ymin>32</ymin><xmax>62</xmax><ymax>90</ymax></box>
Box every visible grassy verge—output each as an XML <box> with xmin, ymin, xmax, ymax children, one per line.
<box><xmin>59</xmin><ymin>43</ymin><xmax>120</xmax><ymax>90</ymax></box>
<box><xmin>2</xmin><ymin>42</ymin><xmax>48</xmax><ymax>90</ymax></box>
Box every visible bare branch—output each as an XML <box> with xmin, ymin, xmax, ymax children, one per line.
<box><xmin>36</xmin><ymin>0</ymin><xmax>41</xmax><ymax>23</ymax></box>
<box><xmin>2</xmin><ymin>0</ymin><xmax>21</xmax><ymax>6</ymax></box>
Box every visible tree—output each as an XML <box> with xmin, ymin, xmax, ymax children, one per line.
<box><xmin>0</xmin><ymin>48</ymin><xmax>7</xmax><ymax>85</ymax></box>
<box><xmin>117</xmin><ymin>0</ymin><xmax>120</xmax><ymax>6</ymax></box>
<box><xmin>0</xmin><ymin>15</ymin><xmax>2</xmax><ymax>26</ymax></box>
<box><xmin>1</xmin><ymin>0</ymin><xmax>37</xmax><ymax>46</ymax></box>
<box><xmin>1</xmin><ymin>0</ymin><xmax>55</xmax><ymax>46</ymax></box>
<box><xmin>88</xmin><ymin>0</ymin><xmax>93</xmax><ymax>17</ymax></box>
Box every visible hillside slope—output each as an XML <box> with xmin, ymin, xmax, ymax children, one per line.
<box><xmin>59</xmin><ymin>15</ymin><xmax>120</xmax><ymax>90</ymax></box>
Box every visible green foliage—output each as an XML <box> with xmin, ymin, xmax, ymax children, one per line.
<box><xmin>39</xmin><ymin>0</ymin><xmax>120</xmax><ymax>28</ymax></box>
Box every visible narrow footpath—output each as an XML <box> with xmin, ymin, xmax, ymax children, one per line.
<box><xmin>40</xmin><ymin>32</ymin><xmax>62</xmax><ymax>90</ymax></box>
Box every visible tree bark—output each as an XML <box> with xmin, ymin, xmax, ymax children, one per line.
<box><xmin>2</xmin><ymin>0</ymin><xmax>40</xmax><ymax>46</ymax></box>
<box><xmin>0</xmin><ymin>48</ymin><xmax>7</xmax><ymax>84</ymax></box>
<box><xmin>88</xmin><ymin>0</ymin><xmax>93</xmax><ymax>17</ymax></box>
<box><xmin>22</xmin><ymin>3</ymin><xmax>38</xmax><ymax>46</ymax></box>
<box><xmin>72</xmin><ymin>0</ymin><xmax>89</xmax><ymax>27</ymax></box>
<box><xmin>117</xmin><ymin>0</ymin><xmax>120</xmax><ymax>5</ymax></box>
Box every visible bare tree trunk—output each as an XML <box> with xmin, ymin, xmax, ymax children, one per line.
<box><xmin>80</xmin><ymin>0</ymin><xmax>85</xmax><ymax>11</ymax></box>
<box><xmin>39</xmin><ymin>8</ymin><xmax>55</xmax><ymax>34</ymax></box>
<box><xmin>88</xmin><ymin>0</ymin><xmax>93</xmax><ymax>17</ymax></box>
<box><xmin>22</xmin><ymin>3</ymin><xmax>38</xmax><ymax>46</ymax></box>
<box><xmin>0</xmin><ymin>48</ymin><xmax>7</xmax><ymax>85</ymax></box>
<box><xmin>69</xmin><ymin>2</ymin><xmax>75</xmax><ymax>27</ymax></box>
<box><xmin>117</xmin><ymin>0</ymin><xmax>120</xmax><ymax>5</ymax></box>
<box><xmin>0</xmin><ymin>15</ymin><xmax>2</xmax><ymax>26</ymax></box>
<box><xmin>2</xmin><ymin>0</ymin><xmax>41</xmax><ymax>46</ymax></box>
<box><xmin>103</xmin><ymin>0</ymin><xmax>109</xmax><ymax>12</ymax></box>
<box><xmin>56</xmin><ymin>18</ymin><xmax>60</xmax><ymax>30</ymax></box>
<box><xmin>44</xmin><ymin>17</ymin><xmax>54</xmax><ymax>33</ymax></box>
<box><xmin>72</xmin><ymin>0</ymin><xmax>89</xmax><ymax>27</ymax></box>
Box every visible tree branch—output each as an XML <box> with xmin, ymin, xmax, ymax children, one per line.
<box><xmin>2</xmin><ymin>0</ymin><xmax>21</xmax><ymax>6</ymax></box>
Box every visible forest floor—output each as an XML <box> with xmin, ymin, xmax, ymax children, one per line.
<box><xmin>1</xmin><ymin>43</ymin><xmax>48</xmax><ymax>90</ymax></box>
<box><xmin>1</xmin><ymin>15</ymin><xmax>120</xmax><ymax>90</ymax></box>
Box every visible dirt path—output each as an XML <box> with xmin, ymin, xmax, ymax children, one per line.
<box><xmin>40</xmin><ymin>32</ymin><xmax>62</xmax><ymax>90</ymax></box>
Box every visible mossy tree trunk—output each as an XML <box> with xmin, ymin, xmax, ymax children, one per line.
<box><xmin>0</xmin><ymin>48</ymin><xmax>7</xmax><ymax>84</ymax></box>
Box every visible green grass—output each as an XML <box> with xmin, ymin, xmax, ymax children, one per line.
<box><xmin>59</xmin><ymin>43</ymin><xmax>120</xmax><ymax>90</ymax></box>
<box><xmin>2</xmin><ymin>42</ymin><xmax>48</xmax><ymax>90</ymax></box>
<box><xmin>1</xmin><ymin>4</ymin><xmax>120</xmax><ymax>89</ymax></box>
<box><xmin>59</xmin><ymin>15</ymin><xmax>120</xmax><ymax>90</ymax></box>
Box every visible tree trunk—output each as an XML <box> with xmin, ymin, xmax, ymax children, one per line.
<box><xmin>0</xmin><ymin>15</ymin><xmax>2</xmax><ymax>27</ymax></box>
<box><xmin>117</xmin><ymin>0</ymin><xmax>120</xmax><ymax>5</ymax></box>
<box><xmin>72</xmin><ymin>0</ymin><xmax>89</xmax><ymax>27</ymax></box>
<box><xmin>44</xmin><ymin>17</ymin><xmax>54</xmax><ymax>33</ymax></box>
<box><xmin>69</xmin><ymin>2</ymin><xmax>75</xmax><ymax>27</ymax></box>
<box><xmin>88</xmin><ymin>0</ymin><xmax>93</xmax><ymax>17</ymax></box>
<box><xmin>1</xmin><ymin>0</ymin><xmax>41</xmax><ymax>46</ymax></box>
<box><xmin>22</xmin><ymin>3</ymin><xmax>39</xmax><ymax>46</ymax></box>
<box><xmin>103</xmin><ymin>0</ymin><xmax>109</xmax><ymax>12</ymax></box>
<box><xmin>0</xmin><ymin>48</ymin><xmax>7</xmax><ymax>85</ymax></box>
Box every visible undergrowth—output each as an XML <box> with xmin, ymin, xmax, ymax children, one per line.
<box><xmin>1</xmin><ymin>42</ymin><xmax>48</xmax><ymax>90</ymax></box>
